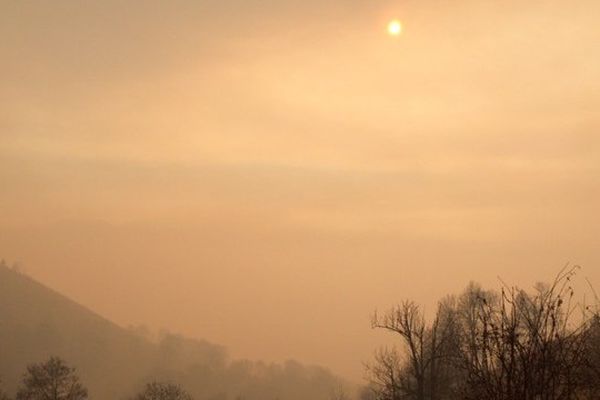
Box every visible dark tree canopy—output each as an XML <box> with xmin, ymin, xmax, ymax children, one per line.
<box><xmin>133</xmin><ymin>382</ymin><xmax>193</xmax><ymax>400</ymax></box>
<box><xmin>16</xmin><ymin>357</ymin><xmax>87</xmax><ymax>400</ymax></box>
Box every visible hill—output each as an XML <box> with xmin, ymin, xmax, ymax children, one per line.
<box><xmin>0</xmin><ymin>264</ymin><xmax>348</xmax><ymax>400</ymax></box>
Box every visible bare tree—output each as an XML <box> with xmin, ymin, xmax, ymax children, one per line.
<box><xmin>371</xmin><ymin>301</ymin><xmax>427</xmax><ymax>400</ymax></box>
<box><xmin>370</xmin><ymin>300</ymin><xmax>459</xmax><ymax>400</ymax></box>
<box><xmin>364</xmin><ymin>347</ymin><xmax>404</xmax><ymax>400</ymax></box>
<box><xmin>368</xmin><ymin>267</ymin><xmax>600</xmax><ymax>400</ymax></box>
<box><xmin>133</xmin><ymin>382</ymin><xmax>193</xmax><ymax>400</ymax></box>
<box><xmin>457</xmin><ymin>266</ymin><xmax>592</xmax><ymax>400</ymax></box>
<box><xmin>16</xmin><ymin>357</ymin><xmax>87</xmax><ymax>400</ymax></box>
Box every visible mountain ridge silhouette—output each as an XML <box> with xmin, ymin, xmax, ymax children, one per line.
<box><xmin>0</xmin><ymin>265</ymin><xmax>347</xmax><ymax>400</ymax></box>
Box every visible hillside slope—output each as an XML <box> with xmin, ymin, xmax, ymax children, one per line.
<box><xmin>0</xmin><ymin>265</ymin><xmax>347</xmax><ymax>400</ymax></box>
<box><xmin>0</xmin><ymin>265</ymin><xmax>161</xmax><ymax>398</ymax></box>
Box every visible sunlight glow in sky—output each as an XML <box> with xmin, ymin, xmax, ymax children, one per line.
<box><xmin>1</xmin><ymin>0</ymin><xmax>599</xmax><ymax>382</ymax></box>
<box><xmin>387</xmin><ymin>19</ymin><xmax>402</xmax><ymax>36</ymax></box>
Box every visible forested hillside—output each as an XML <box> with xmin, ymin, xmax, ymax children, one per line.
<box><xmin>0</xmin><ymin>265</ymin><xmax>348</xmax><ymax>400</ymax></box>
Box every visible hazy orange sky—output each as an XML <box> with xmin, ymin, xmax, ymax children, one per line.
<box><xmin>1</xmin><ymin>0</ymin><xmax>599</xmax><ymax>381</ymax></box>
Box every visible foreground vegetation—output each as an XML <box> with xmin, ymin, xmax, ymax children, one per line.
<box><xmin>1</xmin><ymin>265</ymin><xmax>599</xmax><ymax>400</ymax></box>
<box><xmin>365</xmin><ymin>266</ymin><xmax>600</xmax><ymax>400</ymax></box>
<box><xmin>0</xmin><ymin>264</ymin><xmax>347</xmax><ymax>400</ymax></box>
<box><xmin>0</xmin><ymin>357</ymin><xmax>193</xmax><ymax>400</ymax></box>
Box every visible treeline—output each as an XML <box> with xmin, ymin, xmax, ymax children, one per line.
<box><xmin>363</xmin><ymin>266</ymin><xmax>600</xmax><ymax>400</ymax></box>
<box><xmin>0</xmin><ymin>264</ymin><xmax>349</xmax><ymax>400</ymax></box>
<box><xmin>0</xmin><ymin>356</ymin><xmax>192</xmax><ymax>400</ymax></box>
<box><xmin>0</xmin><ymin>350</ymin><xmax>345</xmax><ymax>400</ymax></box>
<box><xmin>0</xmin><ymin>356</ymin><xmax>346</xmax><ymax>400</ymax></box>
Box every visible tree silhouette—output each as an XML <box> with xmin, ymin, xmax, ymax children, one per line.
<box><xmin>371</xmin><ymin>300</ymin><xmax>460</xmax><ymax>400</ymax></box>
<box><xmin>133</xmin><ymin>382</ymin><xmax>193</xmax><ymax>400</ymax></box>
<box><xmin>369</xmin><ymin>267</ymin><xmax>600</xmax><ymax>400</ymax></box>
<box><xmin>16</xmin><ymin>357</ymin><xmax>87</xmax><ymax>400</ymax></box>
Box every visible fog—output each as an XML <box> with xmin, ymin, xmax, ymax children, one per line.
<box><xmin>0</xmin><ymin>266</ymin><xmax>351</xmax><ymax>400</ymax></box>
<box><xmin>1</xmin><ymin>0</ymin><xmax>599</xmax><ymax>384</ymax></box>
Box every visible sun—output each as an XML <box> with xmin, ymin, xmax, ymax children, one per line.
<box><xmin>387</xmin><ymin>20</ymin><xmax>402</xmax><ymax>37</ymax></box>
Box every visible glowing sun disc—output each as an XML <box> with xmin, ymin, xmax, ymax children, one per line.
<box><xmin>388</xmin><ymin>20</ymin><xmax>402</xmax><ymax>36</ymax></box>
